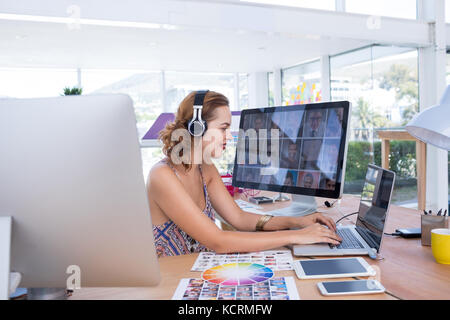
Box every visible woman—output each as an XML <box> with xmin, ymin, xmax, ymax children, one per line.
<box><xmin>147</xmin><ymin>91</ymin><xmax>341</xmax><ymax>257</ymax></box>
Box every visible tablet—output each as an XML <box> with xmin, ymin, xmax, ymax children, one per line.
<box><xmin>293</xmin><ymin>257</ymin><xmax>376</xmax><ymax>279</ymax></box>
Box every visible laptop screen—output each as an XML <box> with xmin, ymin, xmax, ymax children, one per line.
<box><xmin>355</xmin><ymin>164</ymin><xmax>395</xmax><ymax>252</ymax></box>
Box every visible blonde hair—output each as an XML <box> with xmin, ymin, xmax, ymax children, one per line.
<box><xmin>159</xmin><ymin>91</ymin><xmax>229</xmax><ymax>171</ymax></box>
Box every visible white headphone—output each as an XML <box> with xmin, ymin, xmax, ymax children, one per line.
<box><xmin>187</xmin><ymin>90</ymin><xmax>209</xmax><ymax>137</ymax></box>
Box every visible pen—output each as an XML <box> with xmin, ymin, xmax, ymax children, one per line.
<box><xmin>437</xmin><ymin>209</ymin><xmax>442</xmax><ymax>216</ymax></box>
<box><xmin>429</xmin><ymin>210</ymin><xmax>432</xmax><ymax>215</ymax></box>
<box><xmin>423</xmin><ymin>210</ymin><xmax>428</xmax><ymax>215</ymax></box>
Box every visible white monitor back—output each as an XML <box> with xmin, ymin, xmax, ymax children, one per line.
<box><xmin>0</xmin><ymin>94</ymin><xmax>160</xmax><ymax>288</ymax></box>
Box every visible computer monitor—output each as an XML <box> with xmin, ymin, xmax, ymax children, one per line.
<box><xmin>0</xmin><ymin>95</ymin><xmax>160</xmax><ymax>294</ymax></box>
<box><xmin>232</xmin><ymin>101</ymin><xmax>351</xmax><ymax>216</ymax></box>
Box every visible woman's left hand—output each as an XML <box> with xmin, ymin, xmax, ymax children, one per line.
<box><xmin>294</xmin><ymin>213</ymin><xmax>337</xmax><ymax>232</ymax></box>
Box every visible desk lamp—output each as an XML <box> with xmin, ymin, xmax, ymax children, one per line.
<box><xmin>406</xmin><ymin>85</ymin><xmax>450</xmax><ymax>151</ymax></box>
<box><xmin>406</xmin><ymin>85</ymin><xmax>450</xmax><ymax>213</ymax></box>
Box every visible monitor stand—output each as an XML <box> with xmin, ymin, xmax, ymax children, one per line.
<box><xmin>267</xmin><ymin>194</ymin><xmax>317</xmax><ymax>217</ymax></box>
<box><xmin>27</xmin><ymin>288</ymin><xmax>67</xmax><ymax>300</ymax></box>
<box><xmin>273</xmin><ymin>192</ymin><xmax>290</xmax><ymax>202</ymax></box>
<box><xmin>0</xmin><ymin>217</ymin><xmax>68</xmax><ymax>300</ymax></box>
<box><xmin>0</xmin><ymin>217</ymin><xmax>12</xmax><ymax>300</ymax></box>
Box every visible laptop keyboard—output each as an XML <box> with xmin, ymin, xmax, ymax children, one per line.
<box><xmin>331</xmin><ymin>228</ymin><xmax>365</xmax><ymax>250</ymax></box>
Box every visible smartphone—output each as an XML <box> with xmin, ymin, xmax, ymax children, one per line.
<box><xmin>317</xmin><ymin>279</ymin><xmax>385</xmax><ymax>296</ymax></box>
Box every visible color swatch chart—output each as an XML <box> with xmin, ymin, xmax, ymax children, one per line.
<box><xmin>202</xmin><ymin>263</ymin><xmax>273</xmax><ymax>286</ymax></box>
<box><xmin>191</xmin><ymin>250</ymin><xmax>294</xmax><ymax>272</ymax></box>
<box><xmin>172</xmin><ymin>277</ymin><xmax>300</xmax><ymax>300</ymax></box>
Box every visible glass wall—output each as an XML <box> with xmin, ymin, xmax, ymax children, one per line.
<box><xmin>330</xmin><ymin>45</ymin><xmax>419</xmax><ymax>207</ymax></box>
<box><xmin>239</xmin><ymin>73</ymin><xmax>249</xmax><ymax>110</ymax></box>
<box><xmin>447</xmin><ymin>0</ymin><xmax>450</xmax><ymax>23</ymax></box>
<box><xmin>447</xmin><ymin>52</ymin><xmax>450</xmax><ymax>205</ymax></box>
<box><xmin>164</xmin><ymin>71</ymin><xmax>236</xmax><ymax>112</ymax></box>
<box><xmin>268</xmin><ymin>71</ymin><xmax>275</xmax><ymax>107</ymax></box>
<box><xmin>345</xmin><ymin>0</ymin><xmax>417</xmax><ymax>20</ymax></box>
<box><xmin>82</xmin><ymin>69</ymin><xmax>164</xmax><ymax>177</ymax></box>
<box><xmin>0</xmin><ymin>67</ymin><xmax>78</xmax><ymax>98</ymax></box>
<box><xmin>82</xmin><ymin>69</ymin><xmax>162</xmax><ymax>138</ymax></box>
<box><xmin>447</xmin><ymin>53</ymin><xmax>450</xmax><ymax>84</ymax></box>
<box><xmin>240</xmin><ymin>0</ymin><xmax>335</xmax><ymax>11</ymax></box>
<box><xmin>0</xmin><ymin>67</ymin><xmax>245</xmax><ymax>177</ymax></box>
<box><xmin>281</xmin><ymin>60</ymin><xmax>321</xmax><ymax>106</ymax></box>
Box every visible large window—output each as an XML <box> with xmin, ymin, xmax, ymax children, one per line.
<box><xmin>239</xmin><ymin>0</ymin><xmax>335</xmax><ymax>11</ymax></box>
<box><xmin>447</xmin><ymin>0</ymin><xmax>450</xmax><ymax>23</ymax></box>
<box><xmin>447</xmin><ymin>52</ymin><xmax>450</xmax><ymax>202</ymax></box>
<box><xmin>164</xmin><ymin>71</ymin><xmax>236</xmax><ymax>112</ymax></box>
<box><xmin>447</xmin><ymin>52</ymin><xmax>450</xmax><ymax>84</ymax></box>
<box><xmin>345</xmin><ymin>0</ymin><xmax>417</xmax><ymax>20</ymax></box>
<box><xmin>239</xmin><ymin>73</ymin><xmax>249</xmax><ymax>110</ymax></box>
<box><xmin>82</xmin><ymin>69</ymin><xmax>162</xmax><ymax>138</ymax></box>
<box><xmin>82</xmin><ymin>69</ymin><xmax>164</xmax><ymax>177</ymax></box>
<box><xmin>0</xmin><ymin>67</ymin><xmax>244</xmax><ymax>177</ymax></box>
<box><xmin>331</xmin><ymin>46</ymin><xmax>418</xmax><ymax>131</ymax></box>
<box><xmin>282</xmin><ymin>60</ymin><xmax>321</xmax><ymax>106</ymax></box>
<box><xmin>268</xmin><ymin>71</ymin><xmax>275</xmax><ymax>107</ymax></box>
<box><xmin>0</xmin><ymin>67</ymin><xmax>78</xmax><ymax>98</ymax></box>
<box><xmin>330</xmin><ymin>45</ymin><xmax>419</xmax><ymax>207</ymax></box>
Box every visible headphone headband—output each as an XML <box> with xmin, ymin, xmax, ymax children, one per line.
<box><xmin>193</xmin><ymin>90</ymin><xmax>209</xmax><ymax>106</ymax></box>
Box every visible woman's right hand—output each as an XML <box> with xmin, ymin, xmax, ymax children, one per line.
<box><xmin>291</xmin><ymin>223</ymin><xmax>342</xmax><ymax>245</ymax></box>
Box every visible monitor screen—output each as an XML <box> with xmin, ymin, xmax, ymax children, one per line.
<box><xmin>355</xmin><ymin>164</ymin><xmax>395</xmax><ymax>251</ymax></box>
<box><xmin>232</xmin><ymin>101</ymin><xmax>350</xmax><ymax>199</ymax></box>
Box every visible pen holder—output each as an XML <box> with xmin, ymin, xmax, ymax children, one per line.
<box><xmin>421</xmin><ymin>215</ymin><xmax>448</xmax><ymax>246</ymax></box>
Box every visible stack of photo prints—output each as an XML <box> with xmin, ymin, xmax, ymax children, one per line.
<box><xmin>172</xmin><ymin>277</ymin><xmax>299</xmax><ymax>300</ymax></box>
<box><xmin>172</xmin><ymin>250</ymin><xmax>299</xmax><ymax>300</ymax></box>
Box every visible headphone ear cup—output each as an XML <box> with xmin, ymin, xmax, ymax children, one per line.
<box><xmin>188</xmin><ymin>120</ymin><xmax>206</xmax><ymax>137</ymax></box>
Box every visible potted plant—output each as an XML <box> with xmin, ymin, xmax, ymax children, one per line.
<box><xmin>62</xmin><ymin>87</ymin><xmax>83</xmax><ymax>95</ymax></box>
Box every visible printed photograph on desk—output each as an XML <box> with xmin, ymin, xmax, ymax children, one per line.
<box><xmin>172</xmin><ymin>277</ymin><xmax>300</xmax><ymax>300</ymax></box>
<box><xmin>191</xmin><ymin>250</ymin><xmax>294</xmax><ymax>271</ymax></box>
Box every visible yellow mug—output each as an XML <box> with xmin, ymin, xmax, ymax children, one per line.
<box><xmin>431</xmin><ymin>228</ymin><xmax>450</xmax><ymax>265</ymax></box>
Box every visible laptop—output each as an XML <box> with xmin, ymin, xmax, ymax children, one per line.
<box><xmin>293</xmin><ymin>164</ymin><xmax>396</xmax><ymax>257</ymax></box>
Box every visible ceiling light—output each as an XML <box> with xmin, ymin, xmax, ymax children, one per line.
<box><xmin>0</xmin><ymin>13</ymin><xmax>161</xmax><ymax>29</ymax></box>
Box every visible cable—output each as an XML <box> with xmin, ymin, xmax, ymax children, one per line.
<box><xmin>320</xmin><ymin>198</ymin><xmax>357</xmax><ymax>225</ymax></box>
<box><xmin>384</xmin><ymin>232</ymin><xmax>401</xmax><ymax>236</ymax></box>
<box><xmin>335</xmin><ymin>212</ymin><xmax>359</xmax><ymax>225</ymax></box>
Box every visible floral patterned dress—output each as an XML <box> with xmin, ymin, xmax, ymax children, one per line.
<box><xmin>152</xmin><ymin>158</ymin><xmax>215</xmax><ymax>257</ymax></box>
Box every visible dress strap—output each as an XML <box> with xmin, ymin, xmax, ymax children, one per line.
<box><xmin>198</xmin><ymin>165</ymin><xmax>205</xmax><ymax>184</ymax></box>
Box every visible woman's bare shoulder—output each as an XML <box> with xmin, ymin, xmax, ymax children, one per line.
<box><xmin>147</xmin><ymin>161</ymin><xmax>175</xmax><ymax>186</ymax></box>
<box><xmin>201</xmin><ymin>162</ymin><xmax>221</xmax><ymax>184</ymax></box>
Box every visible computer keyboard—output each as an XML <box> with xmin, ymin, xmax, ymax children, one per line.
<box><xmin>331</xmin><ymin>228</ymin><xmax>365</xmax><ymax>249</ymax></box>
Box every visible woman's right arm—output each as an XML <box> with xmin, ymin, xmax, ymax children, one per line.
<box><xmin>213</xmin><ymin>223</ymin><xmax>341</xmax><ymax>253</ymax></box>
<box><xmin>147</xmin><ymin>166</ymin><xmax>340</xmax><ymax>253</ymax></box>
